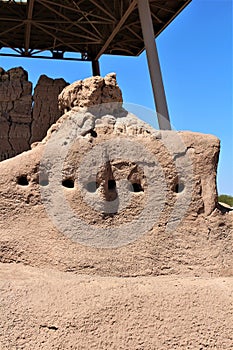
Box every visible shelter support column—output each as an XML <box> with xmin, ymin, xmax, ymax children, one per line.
<box><xmin>92</xmin><ymin>59</ymin><xmax>100</xmax><ymax>76</ymax></box>
<box><xmin>137</xmin><ymin>0</ymin><xmax>171</xmax><ymax>130</ymax></box>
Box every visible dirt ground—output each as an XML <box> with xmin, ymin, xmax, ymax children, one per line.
<box><xmin>0</xmin><ymin>263</ymin><xmax>232</xmax><ymax>350</ymax></box>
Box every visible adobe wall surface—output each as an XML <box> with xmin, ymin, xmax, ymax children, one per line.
<box><xmin>0</xmin><ymin>67</ymin><xmax>67</xmax><ymax>161</ymax></box>
<box><xmin>30</xmin><ymin>74</ymin><xmax>68</xmax><ymax>144</ymax></box>
<box><xmin>0</xmin><ymin>74</ymin><xmax>232</xmax><ymax>349</ymax></box>
<box><xmin>0</xmin><ymin>73</ymin><xmax>232</xmax><ymax>277</ymax></box>
<box><xmin>0</xmin><ymin>67</ymin><xmax>32</xmax><ymax>160</ymax></box>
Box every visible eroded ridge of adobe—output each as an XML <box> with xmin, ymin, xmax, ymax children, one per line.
<box><xmin>58</xmin><ymin>72</ymin><xmax>123</xmax><ymax>112</ymax></box>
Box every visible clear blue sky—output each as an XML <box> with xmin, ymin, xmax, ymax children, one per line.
<box><xmin>1</xmin><ymin>0</ymin><xmax>232</xmax><ymax>195</ymax></box>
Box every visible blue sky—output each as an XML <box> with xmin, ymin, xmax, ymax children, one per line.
<box><xmin>1</xmin><ymin>0</ymin><xmax>232</xmax><ymax>195</ymax></box>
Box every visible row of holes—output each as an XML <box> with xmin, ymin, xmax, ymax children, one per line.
<box><xmin>86</xmin><ymin>180</ymin><xmax>143</xmax><ymax>193</ymax></box>
<box><xmin>16</xmin><ymin>175</ymin><xmax>184</xmax><ymax>193</ymax></box>
<box><xmin>16</xmin><ymin>175</ymin><xmax>74</xmax><ymax>188</ymax></box>
<box><xmin>16</xmin><ymin>176</ymin><xmax>143</xmax><ymax>192</ymax></box>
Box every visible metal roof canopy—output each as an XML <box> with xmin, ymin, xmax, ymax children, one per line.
<box><xmin>0</xmin><ymin>0</ymin><xmax>192</xmax><ymax>129</ymax></box>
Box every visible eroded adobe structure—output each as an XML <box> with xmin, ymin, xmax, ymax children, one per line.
<box><xmin>0</xmin><ymin>67</ymin><xmax>67</xmax><ymax>161</ymax></box>
<box><xmin>1</xmin><ymin>72</ymin><xmax>231</xmax><ymax>274</ymax></box>
<box><xmin>0</xmin><ymin>74</ymin><xmax>232</xmax><ymax>349</ymax></box>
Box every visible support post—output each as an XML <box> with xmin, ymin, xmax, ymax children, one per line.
<box><xmin>92</xmin><ymin>59</ymin><xmax>100</xmax><ymax>76</ymax></box>
<box><xmin>137</xmin><ymin>0</ymin><xmax>171</xmax><ymax>130</ymax></box>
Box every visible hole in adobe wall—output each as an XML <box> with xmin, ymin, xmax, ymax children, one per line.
<box><xmin>90</xmin><ymin>129</ymin><xmax>97</xmax><ymax>138</ymax></box>
<box><xmin>40</xmin><ymin>179</ymin><xmax>49</xmax><ymax>187</ymax></box>
<box><xmin>85</xmin><ymin>181</ymin><xmax>99</xmax><ymax>193</ymax></box>
<box><xmin>62</xmin><ymin>178</ymin><xmax>74</xmax><ymax>188</ymax></box>
<box><xmin>175</xmin><ymin>182</ymin><xmax>185</xmax><ymax>193</ymax></box>
<box><xmin>17</xmin><ymin>175</ymin><xmax>29</xmax><ymax>186</ymax></box>
<box><xmin>131</xmin><ymin>183</ymin><xmax>144</xmax><ymax>192</ymax></box>
<box><xmin>82</xmin><ymin>129</ymin><xmax>98</xmax><ymax>138</ymax></box>
<box><xmin>108</xmin><ymin>179</ymin><xmax>116</xmax><ymax>191</ymax></box>
<box><xmin>39</xmin><ymin>173</ymin><xmax>49</xmax><ymax>187</ymax></box>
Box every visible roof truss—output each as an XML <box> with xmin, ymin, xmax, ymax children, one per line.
<box><xmin>0</xmin><ymin>0</ymin><xmax>192</xmax><ymax>60</ymax></box>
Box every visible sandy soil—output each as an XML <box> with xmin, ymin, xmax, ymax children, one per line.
<box><xmin>0</xmin><ymin>263</ymin><xmax>232</xmax><ymax>350</ymax></box>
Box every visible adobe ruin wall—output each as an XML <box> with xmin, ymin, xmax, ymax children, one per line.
<box><xmin>0</xmin><ymin>67</ymin><xmax>68</xmax><ymax>161</ymax></box>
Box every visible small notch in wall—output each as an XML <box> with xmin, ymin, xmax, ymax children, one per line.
<box><xmin>17</xmin><ymin>175</ymin><xmax>29</xmax><ymax>186</ymax></box>
<box><xmin>40</xmin><ymin>179</ymin><xmax>49</xmax><ymax>187</ymax></box>
<box><xmin>133</xmin><ymin>183</ymin><xmax>144</xmax><ymax>192</ymax></box>
<box><xmin>62</xmin><ymin>178</ymin><xmax>74</xmax><ymax>188</ymax></box>
<box><xmin>108</xmin><ymin>179</ymin><xmax>116</xmax><ymax>191</ymax></box>
<box><xmin>130</xmin><ymin>182</ymin><xmax>144</xmax><ymax>193</ymax></box>
<box><xmin>85</xmin><ymin>181</ymin><xmax>99</xmax><ymax>193</ymax></box>
<box><xmin>82</xmin><ymin>129</ymin><xmax>98</xmax><ymax>138</ymax></box>
<box><xmin>175</xmin><ymin>182</ymin><xmax>185</xmax><ymax>193</ymax></box>
<box><xmin>39</xmin><ymin>173</ymin><xmax>49</xmax><ymax>186</ymax></box>
<box><xmin>90</xmin><ymin>129</ymin><xmax>97</xmax><ymax>138</ymax></box>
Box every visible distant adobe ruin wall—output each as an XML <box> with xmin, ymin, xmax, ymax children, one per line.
<box><xmin>0</xmin><ymin>67</ymin><xmax>32</xmax><ymax>161</ymax></box>
<box><xmin>30</xmin><ymin>74</ymin><xmax>68</xmax><ymax>144</ymax></box>
<box><xmin>0</xmin><ymin>67</ymin><xmax>68</xmax><ymax>161</ymax></box>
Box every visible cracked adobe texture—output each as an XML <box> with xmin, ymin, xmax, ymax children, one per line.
<box><xmin>0</xmin><ymin>67</ymin><xmax>68</xmax><ymax>161</ymax></box>
<box><xmin>0</xmin><ymin>67</ymin><xmax>32</xmax><ymax>161</ymax></box>
<box><xmin>58</xmin><ymin>72</ymin><xmax>122</xmax><ymax>111</ymax></box>
<box><xmin>30</xmin><ymin>74</ymin><xmax>68</xmax><ymax>144</ymax></box>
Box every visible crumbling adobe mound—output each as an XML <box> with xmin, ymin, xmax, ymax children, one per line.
<box><xmin>58</xmin><ymin>72</ymin><xmax>122</xmax><ymax>111</ymax></box>
<box><xmin>0</xmin><ymin>73</ymin><xmax>232</xmax><ymax>276</ymax></box>
<box><xmin>0</xmin><ymin>74</ymin><xmax>232</xmax><ymax>349</ymax></box>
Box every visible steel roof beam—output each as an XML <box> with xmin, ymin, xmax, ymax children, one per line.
<box><xmin>108</xmin><ymin>47</ymin><xmax>135</xmax><ymax>55</ymax></box>
<box><xmin>75</xmin><ymin>11</ymin><xmax>114</xmax><ymax>23</ymax></box>
<box><xmin>24</xmin><ymin>0</ymin><xmax>34</xmax><ymax>54</ymax></box>
<box><xmin>99</xmin><ymin>0</ymin><xmax>114</xmax><ymax>18</ymax></box>
<box><xmin>37</xmin><ymin>0</ymin><xmax>100</xmax><ymax>41</ymax></box>
<box><xmin>125</xmin><ymin>25</ymin><xmax>142</xmax><ymax>41</ymax></box>
<box><xmin>89</xmin><ymin>0</ymin><xmax>116</xmax><ymax>21</ymax></box>
<box><xmin>70</xmin><ymin>2</ymin><xmax>102</xmax><ymax>38</ymax></box>
<box><xmin>137</xmin><ymin>0</ymin><xmax>171</xmax><ymax>130</ymax></box>
<box><xmin>95</xmin><ymin>0</ymin><xmax>137</xmax><ymax>60</ymax></box>
<box><xmin>0</xmin><ymin>41</ymin><xmax>22</xmax><ymax>53</ymax></box>
<box><xmin>0</xmin><ymin>17</ymin><xmax>22</xmax><ymax>21</ymax></box>
<box><xmin>36</xmin><ymin>22</ymin><xmax>102</xmax><ymax>44</ymax></box>
<box><xmin>32</xmin><ymin>22</ymin><xmax>80</xmax><ymax>53</ymax></box>
<box><xmin>151</xmin><ymin>4</ymin><xmax>176</xmax><ymax>14</ymax></box>
<box><xmin>151</xmin><ymin>12</ymin><xmax>164</xmax><ymax>24</ymax></box>
<box><xmin>2</xmin><ymin>1</ymin><xmax>25</xmax><ymax>17</ymax></box>
<box><xmin>39</xmin><ymin>20</ymin><xmax>111</xmax><ymax>25</ymax></box>
<box><xmin>38</xmin><ymin>0</ymin><xmax>114</xmax><ymax>24</ymax></box>
<box><xmin>0</xmin><ymin>52</ymin><xmax>88</xmax><ymax>61</ymax></box>
<box><xmin>0</xmin><ymin>0</ymin><xmax>192</xmax><ymax>59</ymax></box>
<box><xmin>0</xmin><ymin>22</ymin><xmax>23</xmax><ymax>36</ymax></box>
<box><xmin>34</xmin><ymin>0</ymin><xmax>86</xmax><ymax>14</ymax></box>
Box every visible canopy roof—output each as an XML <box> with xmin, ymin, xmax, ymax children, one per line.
<box><xmin>0</xmin><ymin>0</ymin><xmax>191</xmax><ymax>60</ymax></box>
